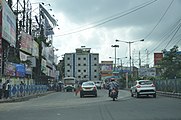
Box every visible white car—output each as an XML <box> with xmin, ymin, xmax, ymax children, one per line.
<box><xmin>80</xmin><ymin>81</ymin><xmax>97</xmax><ymax>98</ymax></box>
<box><xmin>94</xmin><ymin>81</ymin><xmax>102</xmax><ymax>89</ymax></box>
<box><xmin>130</xmin><ymin>80</ymin><xmax>156</xmax><ymax>98</ymax></box>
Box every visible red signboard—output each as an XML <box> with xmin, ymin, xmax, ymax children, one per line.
<box><xmin>154</xmin><ymin>53</ymin><xmax>163</xmax><ymax>65</ymax></box>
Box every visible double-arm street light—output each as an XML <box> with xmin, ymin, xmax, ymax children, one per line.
<box><xmin>109</xmin><ymin>57</ymin><xmax>127</xmax><ymax>67</ymax></box>
<box><xmin>111</xmin><ymin>45</ymin><xmax>119</xmax><ymax>71</ymax></box>
<box><xmin>115</xmin><ymin>39</ymin><xmax>144</xmax><ymax>76</ymax></box>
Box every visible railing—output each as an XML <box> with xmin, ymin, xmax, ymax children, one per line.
<box><xmin>154</xmin><ymin>79</ymin><xmax>181</xmax><ymax>93</ymax></box>
<box><xmin>9</xmin><ymin>85</ymin><xmax>48</xmax><ymax>98</ymax></box>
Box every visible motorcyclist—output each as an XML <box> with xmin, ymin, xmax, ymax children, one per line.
<box><xmin>108</xmin><ymin>78</ymin><xmax>119</xmax><ymax>97</ymax></box>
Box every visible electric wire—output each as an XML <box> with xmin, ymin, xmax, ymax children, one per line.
<box><xmin>164</xmin><ymin>22</ymin><xmax>181</xmax><ymax>49</ymax></box>
<box><xmin>145</xmin><ymin>0</ymin><xmax>177</xmax><ymax>49</ymax></box>
<box><xmin>54</xmin><ymin>0</ymin><xmax>158</xmax><ymax>37</ymax></box>
<box><xmin>140</xmin><ymin>19</ymin><xmax>181</xmax><ymax>67</ymax></box>
<box><xmin>144</xmin><ymin>0</ymin><xmax>175</xmax><ymax>39</ymax></box>
<box><xmin>147</xmin><ymin>19</ymin><xmax>181</xmax><ymax>55</ymax></box>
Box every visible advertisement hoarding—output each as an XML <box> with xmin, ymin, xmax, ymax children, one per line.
<box><xmin>154</xmin><ymin>53</ymin><xmax>163</xmax><ymax>65</ymax></box>
<box><xmin>20</xmin><ymin>32</ymin><xmax>33</xmax><ymax>54</ymax></box>
<box><xmin>1</xmin><ymin>0</ymin><xmax>16</xmax><ymax>47</ymax></box>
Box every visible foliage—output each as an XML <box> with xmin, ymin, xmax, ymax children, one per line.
<box><xmin>158</xmin><ymin>45</ymin><xmax>181</xmax><ymax>79</ymax></box>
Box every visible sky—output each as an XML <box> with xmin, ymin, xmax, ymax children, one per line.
<box><xmin>13</xmin><ymin>0</ymin><xmax>181</xmax><ymax>67</ymax></box>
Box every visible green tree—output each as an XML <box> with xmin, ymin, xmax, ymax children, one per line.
<box><xmin>159</xmin><ymin>45</ymin><xmax>181</xmax><ymax>79</ymax></box>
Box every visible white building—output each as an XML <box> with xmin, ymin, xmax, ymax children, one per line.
<box><xmin>64</xmin><ymin>47</ymin><xmax>99</xmax><ymax>81</ymax></box>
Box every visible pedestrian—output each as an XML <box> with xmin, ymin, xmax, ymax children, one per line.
<box><xmin>3</xmin><ymin>79</ymin><xmax>11</xmax><ymax>99</ymax></box>
<box><xmin>75</xmin><ymin>82</ymin><xmax>80</xmax><ymax>96</ymax></box>
<box><xmin>20</xmin><ymin>80</ymin><xmax>25</xmax><ymax>96</ymax></box>
<box><xmin>0</xmin><ymin>79</ymin><xmax>3</xmax><ymax>99</ymax></box>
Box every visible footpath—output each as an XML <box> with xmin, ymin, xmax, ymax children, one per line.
<box><xmin>157</xmin><ymin>91</ymin><xmax>181</xmax><ymax>99</ymax></box>
<box><xmin>0</xmin><ymin>91</ymin><xmax>54</xmax><ymax>103</ymax></box>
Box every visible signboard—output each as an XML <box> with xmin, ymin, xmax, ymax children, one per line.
<box><xmin>1</xmin><ymin>0</ymin><xmax>16</xmax><ymax>47</ymax></box>
<box><xmin>20</xmin><ymin>32</ymin><xmax>33</xmax><ymax>54</ymax></box>
<box><xmin>154</xmin><ymin>53</ymin><xmax>163</xmax><ymax>65</ymax></box>
<box><xmin>32</xmin><ymin>40</ymin><xmax>39</xmax><ymax>57</ymax></box>
<box><xmin>4</xmin><ymin>62</ymin><xmax>16</xmax><ymax>76</ymax></box>
<box><xmin>15</xmin><ymin>64</ymin><xmax>25</xmax><ymax>77</ymax></box>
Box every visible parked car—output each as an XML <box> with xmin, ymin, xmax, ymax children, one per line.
<box><xmin>80</xmin><ymin>81</ymin><xmax>97</xmax><ymax>98</ymax></box>
<box><xmin>130</xmin><ymin>80</ymin><xmax>156</xmax><ymax>98</ymax></box>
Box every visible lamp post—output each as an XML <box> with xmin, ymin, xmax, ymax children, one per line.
<box><xmin>111</xmin><ymin>45</ymin><xmax>119</xmax><ymax>71</ymax></box>
<box><xmin>115</xmin><ymin>39</ymin><xmax>144</xmax><ymax>76</ymax></box>
<box><xmin>109</xmin><ymin>57</ymin><xmax>127</xmax><ymax>67</ymax></box>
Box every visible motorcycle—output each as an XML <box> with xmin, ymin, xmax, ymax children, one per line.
<box><xmin>110</xmin><ymin>88</ymin><xmax>118</xmax><ymax>101</ymax></box>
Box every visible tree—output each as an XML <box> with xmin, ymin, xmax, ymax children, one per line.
<box><xmin>159</xmin><ymin>45</ymin><xmax>181</xmax><ymax>79</ymax></box>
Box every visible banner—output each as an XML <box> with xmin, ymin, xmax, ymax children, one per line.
<box><xmin>154</xmin><ymin>53</ymin><xmax>163</xmax><ymax>65</ymax></box>
<box><xmin>1</xmin><ymin>0</ymin><xmax>16</xmax><ymax>47</ymax></box>
<box><xmin>20</xmin><ymin>32</ymin><xmax>33</xmax><ymax>54</ymax></box>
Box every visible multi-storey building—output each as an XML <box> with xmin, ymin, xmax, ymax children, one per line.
<box><xmin>64</xmin><ymin>47</ymin><xmax>99</xmax><ymax>81</ymax></box>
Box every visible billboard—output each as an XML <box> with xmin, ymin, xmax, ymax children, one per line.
<box><xmin>4</xmin><ymin>62</ymin><xmax>16</xmax><ymax>76</ymax></box>
<box><xmin>100</xmin><ymin>61</ymin><xmax>113</xmax><ymax>71</ymax></box>
<box><xmin>1</xmin><ymin>0</ymin><xmax>16</xmax><ymax>47</ymax></box>
<box><xmin>32</xmin><ymin>40</ymin><xmax>39</xmax><ymax>57</ymax></box>
<box><xmin>20</xmin><ymin>32</ymin><xmax>33</xmax><ymax>54</ymax></box>
<box><xmin>15</xmin><ymin>64</ymin><xmax>25</xmax><ymax>77</ymax></box>
<box><xmin>154</xmin><ymin>53</ymin><xmax>163</xmax><ymax>65</ymax></box>
<box><xmin>100</xmin><ymin>64</ymin><xmax>113</xmax><ymax>71</ymax></box>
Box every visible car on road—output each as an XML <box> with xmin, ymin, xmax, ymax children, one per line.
<box><xmin>94</xmin><ymin>81</ymin><xmax>102</xmax><ymax>89</ymax></box>
<box><xmin>80</xmin><ymin>81</ymin><xmax>97</xmax><ymax>98</ymax></box>
<box><xmin>130</xmin><ymin>80</ymin><xmax>156</xmax><ymax>98</ymax></box>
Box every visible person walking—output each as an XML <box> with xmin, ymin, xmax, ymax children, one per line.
<box><xmin>0</xmin><ymin>79</ymin><xmax>3</xmax><ymax>99</ymax></box>
<box><xmin>4</xmin><ymin>79</ymin><xmax>10</xmax><ymax>99</ymax></box>
<box><xmin>75</xmin><ymin>81</ymin><xmax>80</xmax><ymax>96</ymax></box>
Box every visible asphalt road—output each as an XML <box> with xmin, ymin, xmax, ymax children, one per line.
<box><xmin>0</xmin><ymin>89</ymin><xmax>181</xmax><ymax>120</ymax></box>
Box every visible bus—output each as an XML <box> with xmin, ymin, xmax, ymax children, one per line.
<box><xmin>63</xmin><ymin>77</ymin><xmax>76</xmax><ymax>92</ymax></box>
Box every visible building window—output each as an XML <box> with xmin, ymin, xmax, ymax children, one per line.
<box><xmin>84</xmin><ymin>64</ymin><xmax>86</xmax><ymax>66</ymax></box>
<box><xmin>94</xmin><ymin>70</ymin><xmax>97</xmax><ymax>72</ymax></box>
<box><xmin>67</xmin><ymin>57</ymin><xmax>70</xmax><ymax>60</ymax></box>
<box><xmin>94</xmin><ymin>57</ymin><xmax>97</xmax><ymax>60</ymax></box>
<box><xmin>67</xmin><ymin>70</ymin><xmax>70</xmax><ymax>72</ymax></box>
<box><xmin>83</xmin><ymin>58</ymin><xmax>86</xmax><ymax>60</ymax></box>
<box><xmin>78</xmin><ymin>70</ymin><xmax>81</xmax><ymax>72</ymax></box>
<box><xmin>94</xmin><ymin>64</ymin><xmax>97</xmax><ymax>66</ymax></box>
<box><xmin>67</xmin><ymin>63</ymin><xmax>70</xmax><ymax>66</ymax></box>
<box><xmin>84</xmin><ymin>70</ymin><xmax>86</xmax><ymax>72</ymax></box>
<box><xmin>94</xmin><ymin>76</ymin><xmax>97</xmax><ymax>78</ymax></box>
<box><xmin>78</xmin><ymin>64</ymin><xmax>81</xmax><ymax>66</ymax></box>
<box><xmin>78</xmin><ymin>76</ymin><xmax>81</xmax><ymax>78</ymax></box>
<box><xmin>78</xmin><ymin>57</ymin><xmax>81</xmax><ymax>60</ymax></box>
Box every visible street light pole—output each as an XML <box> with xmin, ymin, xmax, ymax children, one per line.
<box><xmin>111</xmin><ymin>45</ymin><xmax>119</xmax><ymax>71</ymax></box>
<box><xmin>115</xmin><ymin>39</ymin><xmax>144</xmax><ymax>75</ymax></box>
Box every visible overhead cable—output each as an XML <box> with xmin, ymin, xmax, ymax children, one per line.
<box><xmin>164</xmin><ymin>22</ymin><xmax>181</xmax><ymax>49</ymax></box>
<box><xmin>144</xmin><ymin>0</ymin><xmax>175</xmax><ymax>39</ymax></box>
<box><xmin>54</xmin><ymin>0</ymin><xmax>158</xmax><ymax>37</ymax></box>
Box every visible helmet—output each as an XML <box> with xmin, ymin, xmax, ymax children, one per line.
<box><xmin>110</xmin><ymin>78</ymin><xmax>115</xmax><ymax>81</ymax></box>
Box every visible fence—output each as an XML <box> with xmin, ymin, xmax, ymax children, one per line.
<box><xmin>9</xmin><ymin>85</ymin><xmax>48</xmax><ymax>98</ymax></box>
<box><xmin>154</xmin><ymin>79</ymin><xmax>181</xmax><ymax>93</ymax></box>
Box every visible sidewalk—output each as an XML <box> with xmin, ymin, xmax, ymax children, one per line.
<box><xmin>0</xmin><ymin>91</ymin><xmax>54</xmax><ymax>103</ymax></box>
<box><xmin>157</xmin><ymin>91</ymin><xmax>181</xmax><ymax>99</ymax></box>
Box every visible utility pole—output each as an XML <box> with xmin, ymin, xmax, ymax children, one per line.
<box><xmin>139</xmin><ymin>51</ymin><xmax>141</xmax><ymax>68</ymax></box>
<box><xmin>111</xmin><ymin>45</ymin><xmax>119</xmax><ymax>71</ymax></box>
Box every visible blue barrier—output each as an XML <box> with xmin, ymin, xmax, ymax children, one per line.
<box><xmin>9</xmin><ymin>85</ymin><xmax>48</xmax><ymax>98</ymax></box>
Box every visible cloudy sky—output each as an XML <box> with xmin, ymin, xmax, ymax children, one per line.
<box><xmin>14</xmin><ymin>0</ymin><xmax>181</xmax><ymax>67</ymax></box>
